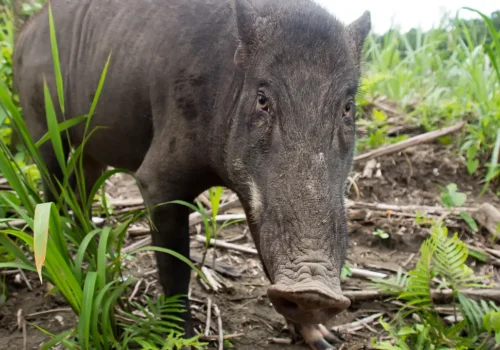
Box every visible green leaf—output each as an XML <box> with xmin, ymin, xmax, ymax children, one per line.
<box><xmin>460</xmin><ymin>211</ymin><xmax>478</xmax><ymax>232</ymax></box>
<box><xmin>131</xmin><ymin>246</ymin><xmax>207</xmax><ymax>284</ymax></box>
<box><xmin>79</xmin><ymin>272</ymin><xmax>98</xmax><ymax>350</ymax></box>
<box><xmin>43</xmin><ymin>79</ymin><xmax>66</xmax><ymax>177</ymax></box>
<box><xmin>35</xmin><ymin>115</ymin><xmax>87</xmax><ymax>148</ymax></box>
<box><xmin>33</xmin><ymin>203</ymin><xmax>52</xmax><ymax>281</ymax></box>
<box><xmin>97</xmin><ymin>227</ymin><xmax>111</xmax><ymax>291</ymax></box>
<box><xmin>397</xmin><ymin>327</ymin><xmax>417</xmax><ymax>336</ymax></box>
<box><xmin>47</xmin><ymin>2</ymin><xmax>65</xmax><ymax>115</ymax></box>
<box><xmin>40</xmin><ymin>328</ymin><xmax>77</xmax><ymax>350</ymax></box>
<box><xmin>467</xmin><ymin>247</ymin><xmax>489</xmax><ymax>263</ymax></box>
<box><xmin>441</xmin><ymin>183</ymin><xmax>467</xmax><ymax>208</ymax></box>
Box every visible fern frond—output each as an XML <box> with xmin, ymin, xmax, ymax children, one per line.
<box><xmin>458</xmin><ymin>293</ymin><xmax>500</xmax><ymax>337</ymax></box>
<box><xmin>430</xmin><ymin>225</ymin><xmax>490</xmax><ymax>291</ymax></box>
<box><xmin>399</xmin><ymin>238</ymin><xmax>433</xmax><ymax>309</ymax></box>
<box><xmin>117</xmin><ymin>294</ymin><xmax>205</xmax><ymax>349</ymax></box>
<box><xmin>370</xmin><ymin>267</ymin><xmax>409</xmax><ymax>293</ymax></box>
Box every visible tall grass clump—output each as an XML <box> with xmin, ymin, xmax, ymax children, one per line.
<box><xmin>0</xmin><ymin>3</ymin><xmax>208</xmax><ymax>348</ymax></box>
<box><xmin>360</xmin><ymin>8</ymin><xmax>500</xmax><ymax>191</ymax></box>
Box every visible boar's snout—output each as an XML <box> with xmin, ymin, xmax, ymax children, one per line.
<box><xmin>267</xmin><ymin>281</ymin><xmax>351</xmax><ymax>324</ymax></box>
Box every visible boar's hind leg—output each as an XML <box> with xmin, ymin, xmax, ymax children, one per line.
<box><xmin>135</xmin><ymin>160</ymin><xmax>199</xmax><ymax>337</ymax></box>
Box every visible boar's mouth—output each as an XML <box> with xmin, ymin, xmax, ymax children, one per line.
<box><xmin>267</xmin><ymin>280</ymin><xmax>351</xmax><ymax>324</ymax></box>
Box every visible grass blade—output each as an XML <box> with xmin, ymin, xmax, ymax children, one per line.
<box><xmin>47</xmin><ymin>2</ymin><xmax>65</xmax><ymax>115</ymax></box>
<box><xmin>33</xmin><ymin>203</ymin><xmax>52</xmax><ymax>282</ymax></box>
<box><xmin>35</xmin><ymin>115</ymin><xmax>88</xmax><ymax>148</ymax></box>
<box><xmin>79</xmin><ymin>272</ymin><xmax>98</xmax><ymax>350</ymax></box>
<box><xmin>43</xmin><ymin>79</ymin><xmax>66</xmax><ymax>178</ymax></box>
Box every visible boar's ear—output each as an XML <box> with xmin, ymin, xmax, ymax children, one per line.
<box><xmin>234</xmin><ymin>0</ymin><xmax>263</xmax><ymax>67</ymax></box>
<box><xmin>346</xmin><ymin>10</ymin><xmax>371</xmax><ymax>62</ymax></box>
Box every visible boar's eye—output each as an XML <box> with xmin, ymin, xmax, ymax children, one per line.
<box><xmin>343</xmin><ymin>101</ymin><xmax>354</xmax><ymax>117</ymax></box>
<box><xmin>257</xmin><ymin>92</ymin><xmax>269</xmax><ymax>112</ymax></box>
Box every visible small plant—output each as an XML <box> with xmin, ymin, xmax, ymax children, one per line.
<box><xmin>373</xmin><ymin>228</ymin><xmax>390</xmax><ymax>239</ymax></box>
<box><xmin>171</xmin><ymin>187</ymin><xmax>245</xmax><ymax>269</ymax></box>
<box><xmin>370</xmin><ymin>221</ymin><xmax>496</xmax><ymax>349</ymax></box>
<box><xmin>440</xmin><ymin>183</ymin><xmax>479</xmax><ymax>233</ymax></box>
<box><xmin>440</xmin><ymin>183</ymin><xmax>467</xmax><ymax>208</ymax></box>
<box><xmin>341</xmin><ymin>262</ymin><xmax>353</xmax><ymax>280</ymax></box>
<box><xmin>118</xmin><ymin>294</ymin><xmax>207</xmax><ymax>349</ymax></box>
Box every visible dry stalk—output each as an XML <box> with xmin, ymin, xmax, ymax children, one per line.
<box><xmin>331</xmin><ymin>312</ymin><xmax>384</xmax><ymax>333</ymax></box>
<box><xmin>213</xmin><ymin>303</ymin><xmax>224</xmax><ymax>350</ymax></box>
<box><xmin>204</xmin><ymin>298</ymin><xmax>212</xmax><ymax>337</ymax></box>
<box><xmin>354</xmin><ymin>121</ymin><xmax>466</xmax><ymax>162</ymax></box>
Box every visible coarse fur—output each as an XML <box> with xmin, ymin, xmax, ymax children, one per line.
<box><xmin>12</xmin><ymin>0</ymin><xmax>371</xmax><ymax>347</ymax></box>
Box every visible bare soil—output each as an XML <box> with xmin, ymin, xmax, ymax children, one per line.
<box><xmin>1</xmin><ymin>131</ymin><xmax>499</xmax><ymax>349</ymax></box>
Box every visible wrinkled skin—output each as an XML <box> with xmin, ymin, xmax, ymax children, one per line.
<box><xmin>12</xmin><ymin>0</ymin><xmax>370</xmax><ymax>348</ymax></box>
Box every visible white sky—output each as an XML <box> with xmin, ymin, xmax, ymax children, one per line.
<box><xmin>314</xmin><ymin>0</ymin><xmax>499</xmax><ymax>34</ymax></box>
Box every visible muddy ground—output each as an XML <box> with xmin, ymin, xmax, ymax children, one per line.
<box><xmin>1</xmin><ymin>117</ymin><xmax>500</xmax><ymax>349</ymax></box>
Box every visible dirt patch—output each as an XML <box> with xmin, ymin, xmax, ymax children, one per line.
<box><xmin>0</xmin><ymin>275</ymin><xmax>77</xmax><ymax>350</ymax></box>
<box><xmin>1</xmin><ymin>139</ymin><xmax>499</xmax><ymax>349</ymax></box>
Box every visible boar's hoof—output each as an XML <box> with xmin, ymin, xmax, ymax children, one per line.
<box><xmin>287</xmin><ymin>322</ymin><xmax>343</xmax><ymax>350</ymax></box>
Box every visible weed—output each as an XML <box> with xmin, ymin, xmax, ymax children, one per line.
<box><xmin>373</xmin><ymin>229</ymin><xmax>390</xmax><ymax>240</ymax></box>
<box><xmin>370</xmin><ymin>221</ymin><xmax>496</xmax><ymax>349</ymax></box>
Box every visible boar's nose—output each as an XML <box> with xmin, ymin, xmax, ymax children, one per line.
<box><xmin>267</xmin><ymin>282</ymin><xmax>350</xmax><ymax>324</ymax></box>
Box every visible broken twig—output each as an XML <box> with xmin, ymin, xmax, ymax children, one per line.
<box><xmin>354</xmin><ymin>121</ymin><xmax>466</xmax><ymax>162</ymax></box>
<box><xmin>201</xmin><ymin>266</ymin><xmax>222</xmax><ymax>292</ymax></box>
<box><xmin>269</xmin><ymin>337</ymin><xmax>293</xmax><ymax>345</ymax></box>
<box><xmin>331</xmin><ymin>312</ymin><xmax>384</xmax><ymax>333</ymax></box>
<box><xmin>348</xmin><ymin>200</ymin><xmax>477</xmax><ymax>215</ymax></box>
<box><xmin>204</xmin><ymin>298</ymin><xmax>212</xmax><ymax>337</ymax></box>
<box><xmin>350</xmin><ymin>267</ymin><xmax>387</xmax><ymax>279</ymax></box>
<box><xmin>213</xmin><ymin>303</ymin><xmax>223</xmax><ymax>350</ymax></box>
<box><xmin>343</xmin><ymin>288</ymin><xmax>500</xmax><ymax>304</ymax></box>
<box><xmin>194</xmin><ymin>235</ymin><xmax>258</xmax><ymax>255</ymax></box>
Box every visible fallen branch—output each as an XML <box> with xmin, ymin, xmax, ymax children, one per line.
<box><xmin>350</xmin><ymin>268</ymin><xmax>387</xmax><ymax>280</ymax></box>
<box><xmin>343</xmin><ymin>288</ymin><xmax>500</xmax><ymax>304</ymax></box>
<box><xmin>200</xmin><ymin>333</ymin><xmax>244</xmax><ymax>341</ymax></box>
<box><xmin>331</xmin><ymin>312</ymin><xmax>384</xmax><ymax>333</ymax></box>
<box><xmin>348</xmin><ymin>200</ymin><xmax>477</xmax><ymax>215</ymax></box>
<box><xmin>354</xmin><ymin>121</ymin><xmax>466</xmax><ymax>162</ymax></box>
<box><xmin>25</xmin><ymin>308</ymin><xmax>73</xmax><ymax>319</ymax></box>
<box><xmin>204</xmin><ymin>298</ymin><xmax>212</xmax><ymax>337</ymax></box>
<box><xmin>194</xmin><ymin>235</ymin><xmax>258</xmax><ymax>255</ymax></box>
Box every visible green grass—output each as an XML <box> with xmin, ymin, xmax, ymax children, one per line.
<box><xmin>370</xmin><ymin>222</ymin><xmax>498</xmax><ymax>349</ymax></box>
<box><xmin>358</xmin><ymin>7</ymin><xmax>500</xmax><ymax>191</ymax></box>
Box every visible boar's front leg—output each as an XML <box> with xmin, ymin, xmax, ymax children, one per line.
<box><xmin>136</xmin><ymin>157</ymin><xmax>198</xmax><ymax>338</ymax></box>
